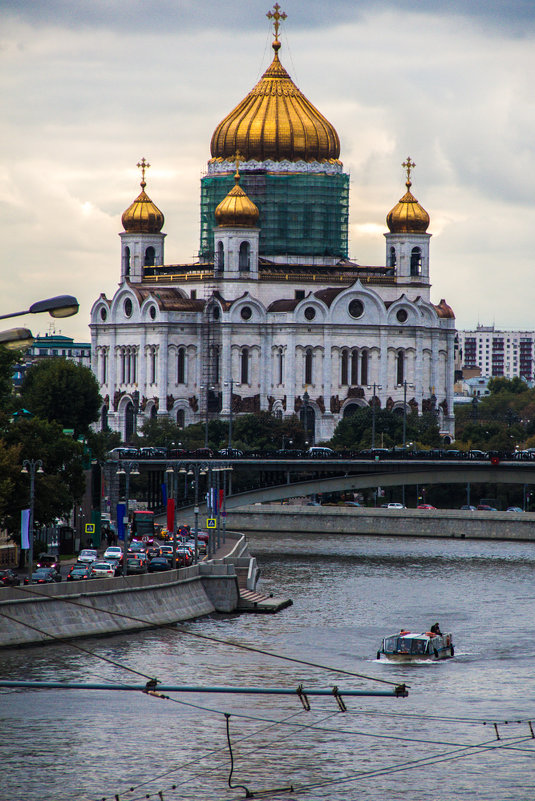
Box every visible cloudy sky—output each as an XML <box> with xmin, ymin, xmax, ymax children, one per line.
<box><xmin>1</xmin><ymin>0</ymin><xmax>534</xmax><ymax>341</ymax></box>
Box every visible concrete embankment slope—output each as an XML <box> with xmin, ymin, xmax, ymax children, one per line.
<box><xmin>227</xmin><ymin>506</ymin><xmax>535</xmax><ymax>541</ymax></box>
<box><xmin>0</xmin><ymin>535</ymin><xmax>252</xmax><ymax>648</ymax></box>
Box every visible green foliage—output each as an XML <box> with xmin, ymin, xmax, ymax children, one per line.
<box><xmin>0</xmin><ymin>346</ymin><xmax>23</xmax><ymax>409</ymax></box>
<box><xmin>86</xmin><ymin>429</ymin><xmax>121</xmax><ymax>462</ymax></box>
<box><xmin>488</xmin><ymin>376</ymin><xmax>528</xmax><ymax>395</ymax></box>
<box><xmin>454</xmin><ymin>379</ymin><xmax>535</xmax><ymax>450</ymax></box>
<box><xmin>20</xmin><ymin>358</ymin><xmax>101</xmax><ymax>435</ymax></box>
<box><xmin>0</xmin><ymin>417</ymin><xmax>86</xmax><ymax>531</ymax></box>
<box><xmin>330</xmin><ymin>408</ymin><xmax>441</xmax><ymax>450</ymax></box>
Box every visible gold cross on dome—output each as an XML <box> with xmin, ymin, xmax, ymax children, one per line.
<box><xmin>137</xmin><ymin>157</ymin><xmax>151</xmax><ymax>186</ymax></box>
<box><xmin>267</xmin><ymin>3</ymin><xmax>287</xmax><ymax>39</ymax></box>
<box><xmin>234</xmin><ymin>150</ymin><xmax>245</xmax><ymax>177</ymax></box>
<box><xmin>402</xmin><ymin>156</ymin><xmax>416</xmax><ymax>185</ymax></box>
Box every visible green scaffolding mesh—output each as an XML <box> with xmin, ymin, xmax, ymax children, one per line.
<box><xmin>199</xmin><ymin>171</ymin><xmax>349</xmax><ymax>261</ymax></box>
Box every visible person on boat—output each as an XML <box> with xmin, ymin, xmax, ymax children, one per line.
<box><xmin>430</xmin><ymin>622</ymin><xmax>442</xmax><ymax>636</ymax></box>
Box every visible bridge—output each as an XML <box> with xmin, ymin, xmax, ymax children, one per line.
<box><xmin>105</xmin><ymin>456</ymin><xmax>535</xmax><ymax>512</ymax></box>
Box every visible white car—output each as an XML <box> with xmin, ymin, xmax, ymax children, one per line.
<box><xmin>386</xmin><ymin>502</ymin><xmax>405</xmax><ymax>509</ymax></box>
<box><xmin>103</xmin><ymin>546</ymin><xmax>123</xmax><ymax>560</ymax></box>
<box><xmin>90</xmin><ymin>562</ymin><xmax>115</xmax><ymax>578</ymax></box>
<box><xmin>77</xmin><ymin>549</ymin><xmax>98</xmax><ymax>564</ymax></box>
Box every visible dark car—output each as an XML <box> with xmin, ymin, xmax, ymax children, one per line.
<box><xmin>0</xmin><ymin>569</ymin><xmax>21</xmax><ymax>587</ymax></box>
<box><xmin>36</xmin><ymin>553</ymin><xmax>60</xmax><ymax>571</ymax></box>
<box><xmin>24</xmin><ymin>567</ymin><xmax>62</xmax><ymax>584</ymax></box>
<box><xmin>147</xmin><ymin>557</ymin><xmax>171</xmax><ymax>573</ymax></box>
<box><xmin>67</xmin><ymin>564</ymin><xmax>92</xmax><ymax>581</ymax></box>
<box><xmin>125</xmin><ymin>557</ymin><xmax>147</xmax><ymax>574</ymax></box>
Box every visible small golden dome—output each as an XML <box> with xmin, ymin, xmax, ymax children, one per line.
<box><xmin>386</xmin><ymin>157</ymin><xmax>430</xmax><ymax>234</ymax></box>
<box><xmin>215</xmin><ymin>169</ymin><xmax>259</xmax><ymax>227</ymax></box>
<box><xmin>122</xmin><ymin>158</ymin><xmax>164</xmax><ymax>234</ymax></box>
<box><xmin>210</xmin><ymin>39</ymin><xmax>340</xmax><ymax>163</ymax></box>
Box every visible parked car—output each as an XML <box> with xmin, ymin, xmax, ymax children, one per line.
<box><xmin>460</xmin><ymin>505</ymin><xmax>477</xmax><ymax>510</ymax></box>
<box><xmin>90</xmin><ymin>562</ymin><xmax>115</xmax><ymax>578</ymax></box>
<box><xmin>417</xmin><ymin>504</ymin><xmax>436</xmax><ymax>510</ymax></box>
<box><xmin>77</xmin><ymin>549</ymin><xmax>98</xmax><ymax>564</ymax></box>
<box><xmin>386</xmin><ymin>502</ymin><xmax>405</xmax><ymax>509</ymax></box>
<box><xmin>477</xmin><ymin>504</ymin><xmax>497</xmax><ymax>511</ymax></box>
<box><xmin>108</xmin><ymin>447</ymin><xmax>138</xmax><ymax>459</ymax></box>
<box><xmin>24</xmin><ymin>567</ymin><xmax>62</xmax><ymax>584</ymax></box>
<box><xmin>506</xmin><ymin>506</ymin><xmax>524</xmax><ymax>513</ymax></box>
<box><xmin>217</xmin><ymin>448</ymin><xmax>243</xmax><ymax>457</ymax></box>
<box><xmin>147</xmin><ymin>557</ymin><xmax>171</xmax><ymax>573</ymax></box>
<box><xmin>67</xmin><ymin>565</ymin><xmax>92</xmax><ymax>581</ymax></box>
<box><xmin>0</xmin><ymin>569</ymin><xmax>21</xmax><ymax>587</ymax></box>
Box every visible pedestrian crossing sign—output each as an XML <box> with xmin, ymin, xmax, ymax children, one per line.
<box><xmin>85</xmin><ymin>523</ymin><xmax>95</xmax><ymax>534</ymax></box>
<box><xmin>206</xmin><ymin>518</ymin><xmax>217</xmax><ymax>528</ymax></box>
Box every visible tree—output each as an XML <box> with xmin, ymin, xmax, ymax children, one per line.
<box><xmin>1</xmin><ymin>417</ymin><xmax>86</xmax><ymax>532</ymax></box>
<box><xmin>20</xmin><ymin>358</ymin><xmax>101</xmax><ymax>435</ymax></box>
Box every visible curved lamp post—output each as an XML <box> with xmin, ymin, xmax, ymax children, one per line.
<box><xmin>0</xmin><ymin>295</ymin><xmax>79</xmax><ymax>321</ymax></box>
<box><xmin>21</xmin><ymin>459</ymin><xmax>44</xmax><ymax>582</ymax></box>
<box><xmin>116</xmin><ymin>461</ymin><xmax>139</xmax><ymax>576</ymax></box>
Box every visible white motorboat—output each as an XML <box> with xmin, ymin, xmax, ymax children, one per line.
<box><xmin>378</xmin><ymin>629</ymin><xmax>454</xmax><ymax>661</ymax></box>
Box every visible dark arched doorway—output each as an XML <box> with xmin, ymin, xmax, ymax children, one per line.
<box><xmin>125</xmin><ymin>402</ymin><xmax>134</xmax><ymax>442</ymax></box>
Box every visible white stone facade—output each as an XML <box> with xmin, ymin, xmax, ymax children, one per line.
<box><xmin>90</xmin><ymin>217</ymin><xmax>456</xmax><ymax>443</ymax></box>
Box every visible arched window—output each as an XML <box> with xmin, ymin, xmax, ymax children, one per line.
<box><xmin>305</xmin><ymin>348</ymin><xmax>313</xmax><ymax>385</ymax></box>
<box><xmin>124</xmin><ymin>247</ymin><xmax>131</xmax><ymax>276</ymax></box>
<box><xmin>278</xmin><ymin>348</ymin><xmax>284</xmax><ymax>384</ymax></box>
<box><xmin>177</xmin><ymin>409</ymin><xmax>185</xmax><ymax>428</ymax></box>
<box><xmin>216</xmin><ymin>241</ymin><xmax>224</xmax><ymax>272</ymax></box>
<box><xmin>240</xmin><ymin>347</ymin><xmax>249</xmax><ymax>384</ymax></box>
<box><xmin>360</xmin><ymin>350</ymin><xmax>368</xmax><ymax>386</ymax></box>
<box><xmin>101</xmin><ymin>349</ymin><xmax>108</xmax><ymax>384</ymax></box>
<box><xmin>239</xmin><ymin>241</ymin><xmax>250</xmax><ymax>272</ymax></box>
<box><xmin>410</xmin><ymin>247</ymin><xmax>422</xmax><ymax>276</ymax></box>
<box><xmin>177</xmin><ymin>347</ymin><xmax>186</xmax><ymax>384</ymax></box>
<box><xmin>101</xmin><ymin>405</ymin><xmax>108</xmax><ymax>432</ymax></box>
<box><xmin>120</xmin><ymin>348</ymin><xmax>126</xmax><ymax>384</ymax></box>
<box><xmin>351</xmin><ymin>351</ymin><xmax>359</xmax><ymax>385</ymax></box>
<box><xmin>396</xmin><ymin>351</ymin><xmax>405</xmax><ymax>385</ymax></box>
<box><xmin>125</xmin><ymin>402</ymin><xmax>134</xmax><ymax>442</ymax></box>
<box><xmin>150</xmin><ymin>405</ymin><xmax>157</xmax><ymax>419</ymax></box>
<box><xmin>144</xmin><ymin>246</ymin><xmax>156</xmax><ymax>267</ymax></box>
<box><xmin>149</xmin><ymin>346</ymin><xmax>157</xmax><ymax>384</ymax></box>
<box><xmin>213</xmin><ymin>346</ymin><xmax>220</xmax><ymax>383</ymax></box>
<box><xmin>340</xmin><ymin>350</ymin><xmax>348</xmax><ymax>385</ymax></box>
<box><xmin>389</xmin><ymin>246</ymin><xmax>396</xmax><ymax>268</ymax></box>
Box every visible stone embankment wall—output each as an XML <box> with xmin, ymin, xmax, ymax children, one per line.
<box><xmin>227</xmin><ymin>506</ymin><xmax>535</xmax><ymax>541</ymax></box>
<box><xmin>0</xmin><ymin>534</ymin><xmax>250</xmax><ymax>648</ymax></box>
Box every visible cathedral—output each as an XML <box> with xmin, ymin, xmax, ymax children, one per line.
<box><xmin>90</xmin><ymin>6</ymin><xmax>456</xmax><ymax>444</ymax></box>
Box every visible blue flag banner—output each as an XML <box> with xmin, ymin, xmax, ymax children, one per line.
<box><xmin>21</xmin><ymin>509</ymin><xmax>30</xmax><ymax>550</ymax></box>
<box><xmin>116</xmin><ymin>503</ymin><xmax>126</xmax><ymax>541</ymax></box>
<box><xmin>161</xmin><ymin>483</ymin><xmax>167</xmax><ymax>506</ymax></box>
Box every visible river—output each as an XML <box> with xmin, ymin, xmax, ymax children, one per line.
<box><xmin>1</xmin><ymin>532</ymin><xmax>534</xmax><ymax>800</ymax></box>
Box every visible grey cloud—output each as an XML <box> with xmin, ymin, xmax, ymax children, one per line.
<box><xmin>5</xmin><ymin>0</ymin><xmax>535</xmax><ymax>34</ymax></box>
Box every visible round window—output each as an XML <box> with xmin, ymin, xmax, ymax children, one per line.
<box><xmin>348</xmin><ymin>299</ymin><xmax>364</xmax><ymax>319</ymax></box>
<box><xmin>124</xmin><ymin>298</ymin><xmax>133</xmax><ymax>318</ymax></box>
<box><xmin>240</xmin><ymin>306</ymin><xmax>252</xmax><ymax>320</ymax></box>
<box><xmin>149</xmin><ymin>305</ymin><xmax>156</xmax><ymax>320</ymax></box>
<box><xmin>304</xmin><ymin>307</ymin><xmax>316</xmax><ymax>321</ymax></box>
<box><xmin>100</xmin><ymin>307</ymin><xmax>107</xmax><ymax>322</ymax></box>
<box><xmin>396</xmin><ymin>309</ymin><xmax>408</xmax><ymax>323</ymax></box>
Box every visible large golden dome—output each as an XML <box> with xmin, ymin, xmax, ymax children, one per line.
<box><xmin>122</xmin><ymin>159</ymin><xmax>164</xmax><ymax>234</ymax></box>
<box><xmin>386</xmin><ymin>157</ymin><xmax>430</xmax><ymax>234</ymax></box>
<box><xmin>210</xmin><ymin>39</ymin><xmax>340</xmax><ymax>163</ymax></box>
<box><xmin>215</xmin><ymin>170</ymin><xmax>259</xmax><ymax>227</ymax></box>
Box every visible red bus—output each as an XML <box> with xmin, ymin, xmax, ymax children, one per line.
<box><xmin>131</xmin><ymin>510</ymin><xmax>155</xmax><ymax>544</ymax></box>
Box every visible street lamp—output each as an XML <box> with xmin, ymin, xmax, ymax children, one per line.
<box><xmin>0</xmin><ymin>328</ymin><xmax>34</xmax><ymax>349</ymax></box>
<box><xmin>0</xmin><ymin>295</ymin><xmax>79</xmax><ymax>321</ymax></box>
<box><xmin>367</xmin><ymin>383</ymin><xmax>383</xmax><ymax>449</ymax></box>
<box><xmin>224</xmin><ymin>379</ymin><xmax>240</xmax><ymax>450</ymax></box>
<box><xmin>398</xmin><ymin>380</ymin><xmax>415</xmax><ymax>449</ymax></box>
<box><xmin>302</xmin><ymin>390</ymin><xmax>312</xmax><ymax>443</ymax></box>
<box><xmin>167</xmin><ymin>461</ymin><xmax>209</xmax><ymax>563</ymax></box>
<box><xmin>21</xmin><ymin>459</ymin><xmax>44</xmax><ymax>583</ymax></box>
<box><xmin>115</xmin><ymin>461</ymin><xmax>139</xmax><ymax>576</ymax></box>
